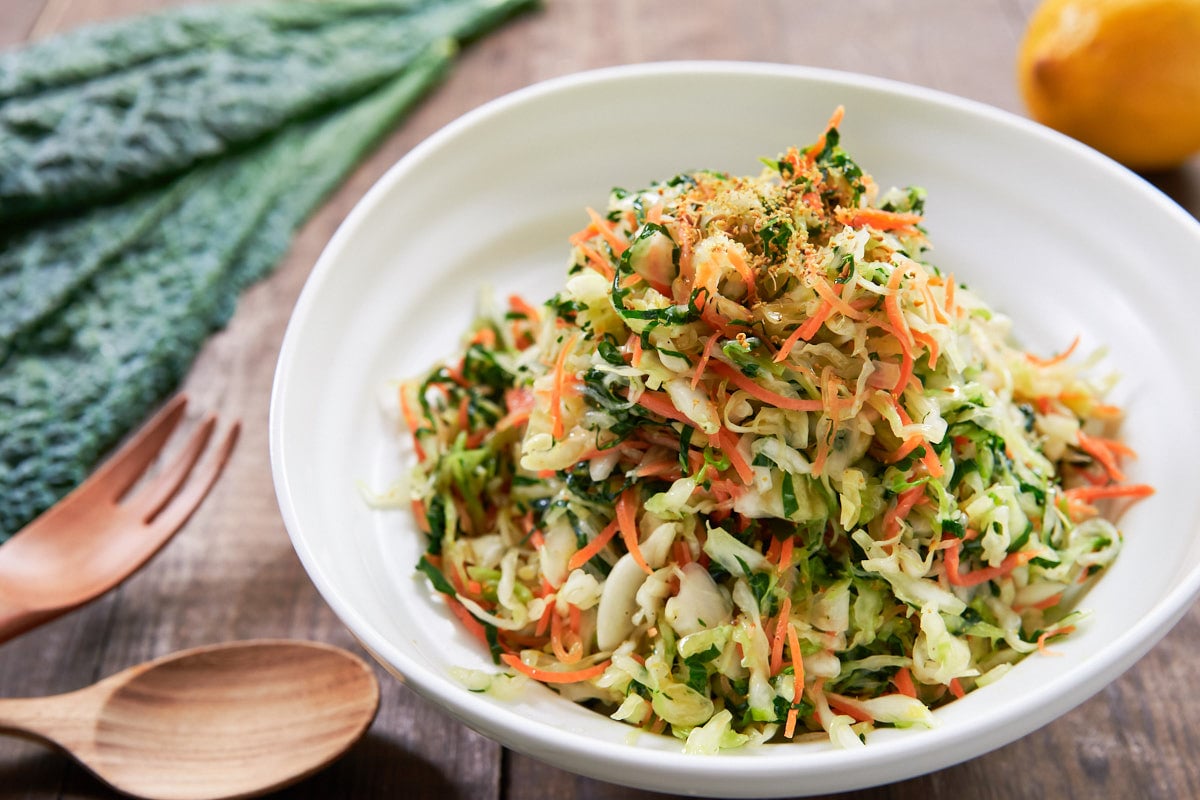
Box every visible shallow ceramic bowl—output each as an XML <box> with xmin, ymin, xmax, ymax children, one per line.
<box><xmin>270</xmin><ymin>63</ymin><xmax>1200</xmax><ymax>797</ymax></box>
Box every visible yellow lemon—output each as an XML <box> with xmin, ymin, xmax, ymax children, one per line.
<box><xmin>1018</xmin><ymin>0</ymin><xmax>1200</xmax><ymax>170</ymax></box>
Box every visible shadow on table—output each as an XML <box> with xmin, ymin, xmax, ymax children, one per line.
<box><xmin>270</xmin><ymin>730</ymin><xmax>463</xmax><ymax>799</ymax></box>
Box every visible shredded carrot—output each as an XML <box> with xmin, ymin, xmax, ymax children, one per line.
<box><xmin>921</xmin><ymin>443</ymin><xmax>944</xmax><ymax>479</ymax></box>
<box><xmin>551</xmin><ymin>608</ymin><xmax>583</xmax><ymax>663</ymax></box>
<box><xmin>786</xmin><ymin>622</ymin><xmax>805</xmax><ymax>736</ymax></box>
<box><xmin>692</xmin><ymin>333</ymin><xmax>721</xmax><ymax>388</ymax></box>
<box><xmin>1036</xmin><ymin>625</ymin><xmax>1076</xmax><ymax>655</ymax></box>
<box><xmin>948</xmin><ymin>678</ymin><xmax>965</xmax><ymax>699</ymax></box>
<box><xmin>725</xmin><ymin>246</ymin><xmax>758</xmax><ymax>304</ymax></box>
<box><xmin>617</xmin><ymin>487</ymin><xmax>652</xmax><ymax>575</ymax></box>
<box><xmin>535</xmin><ymin>600</ymin><xmax>554</xmax><ymax>637</ymax></box>
<box><xmin>550</xmin><ymin>333</ymin><xmax>579</xmax><ymax>439</ymax></box>
<box><xmin>785</xmin><ymin>707</ymin><xmax>800</xmax><ymax>739</ymax></box>
<box><xmin>567</xmin><ymin>520</ymin><xmax>620</xmax><ymax>571</ymax></box>
<box><xmin>636</xmin><ymin>389</ymin><xmax>695</xmax><ymax>426</ymax></box>
<box><xmin>836</xmin><ymin>206</ymin><xmax>924</xmax><ymax>231</ymax></box>
<box><xmin>715</xmin><ymin>427</ymin><xmax>754</xmax><ymax>485</ymax></box>
<box><xmin>769</xmin><ymin>596</ymin><xmax>792</xmax><ymax>676</ymax></box>
<box><xmin>810</xmin><ymin>275</ymin><xmax>868</xmax><ymax>321</ymax></box>
<box><xmin>500</xmin><ymin>654</ymin><xmax>612</xmax><ymax>684</ymax></box>
<box><xmin>911</xmin><ymin>327</ymin><xmax>940</xmax><ymax>370</ymax></box>
<box><xmin>883</xmin><ymin>485</ymin><xmax>925</xmax><ymax>537</ymax></box>
<box><xmin>628</xmin><ymin>333</ymin><xmax>643</xmax><ymax>367</ymax></box>
<box><xmin>892</xmin><ymin>667</ymin><xmax>917</xmax><ymax>698</ymax></box>
<box><xmin>411</xmin><ymin>499</ymin><xmax>430</xmax><ymax>533</ymax></box>
<box><xmin>826</xmin><ymin>693</ymin><xmax>874</xmax><ymax>723</ymax></box>
<box><xmin>445</xmin><ymin>597</ymin><xmax>489</xmax><ymax>647</ymax></box>
<box><xmin>456</xmin><ymin>395</ymin><xmax>470</xmax><ymax>434</ymax></box>
<box><xmin>776</xmin><ymin>298</ymin><xmax>833</xmax><ymax>362</ymax></box>
<box><xmin>508</xmin><ymin>294</ymin><xmax>542</xmax><ymax>325</ymax></box>
<box><xmin>585</xmin><ymin>207</ymin><xmax>629</xmax><ymax>255</ymax></box>
<box><xmin>1063</xmin><ymin>483</ymin><xmax>1155</xmax><ymax>503</ymax></box>
<box><xmin>778</xmin><ymin>535</ymin><xmax>795</xmax><ymax>571</ymax></box>
<box><xmin>398</xmin><ymin>384</ymin><xmax>427</xmax><ymax>462</ymax></box>
<box><xmin>708</xmin><ymin>360</ymin><xmax>824</xmax><ymax>412</ymax></box>
<box><xmin>944</xmin><ymin>540</ymin><xmax>1039</xmax><ymax>587</ymax></box>
<box><xmin>673</xmin><ymin>539</ymin><xmax>693</xmax><ymax>566</ymax></box>
<box><xmin>1026</xmin><ymin>335</ymin><xmax>1080</xmax><ymax>367</ymax></box>
<box><xmin>576</xmin><ymin>241</ymin><xmax>616</xmax><ymax>281</ymax></box>
<box><xmin>1075</xmin><ymin>431</ymin><xmax>1127</xmax><ymax>482</ymax></box>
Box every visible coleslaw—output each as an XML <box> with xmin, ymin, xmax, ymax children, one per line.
<box><xmin>387</xmin><ymin>108</ymin><xmax>1153</xmax><ymax>750</ymax></box>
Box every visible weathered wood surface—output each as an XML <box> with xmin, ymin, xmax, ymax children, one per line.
<box><xmin>1</xmin><ymin>1</ymin><xmax>1197</xmax><ymax>798</ymax></box>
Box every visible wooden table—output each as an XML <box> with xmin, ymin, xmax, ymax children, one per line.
<box><xmin>2</xmin><ymin>1</ymin><xmax>1197</xmax><ymax>798</ymax></box>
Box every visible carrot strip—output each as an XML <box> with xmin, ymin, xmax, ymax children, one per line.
<box><xmin>628</xmin><ymin>333</ymin><xmax>643</xmax><ymax>367</ymax></box>
<box><xmin>550</xmin><ymin>333</ymin><xmax>579</xmax><ymax>439</ymax></box>
<box><xmin>948</xmin><ymin>678</ymin><xmax>965</xmax><ymax>699</ymax></box>
<box><xmin>1026</xmin><ymin>335</ymin><xmax>1080</xmax><ymax>367</ymax></box>
<box><xmin>411</xmin><ymin>499</ymin><xmax>430</xmax><ymax>533</ymax></box>
<box><xmin>892</xmin><ymin>667</ymin><xmax>917</xmax><ymax>698</ymax></box>
<box><xmin>785</xmin><ymin>707</ymin><xmax>800</xmax><ymax>739</ymax></box>
<box><xmin>825</xmin><ymin>693</ymin><xmax>874</xmax><ymax>723</ymax></box>
<box><xmin>692</xmin><ymin>333</ymin><xmax>721</xmax><ymax>389</ymax></box>
<box><xmin>617</xmin><ymin>488</ymin><xmax>652</xmax><ymax>575</ymax></box>
<box><xmin>883</xmin><ymin>486</ymin><xmax>925</xmax><ymax>537</ymax></box>
<box><xmin>508</xmin><ymin>294</ymin><xmax>542</xmax><ymax>325</ymax></box>
<box><xmin>456</xmin><ymin>395</ymin><xmax>470</xmax><ymax>433</ymax></box>
<box><xmin>810</xmin><ymin>276</ymin><xmax>867</xmax><ymax>321</ymax></box>
<box><xmin>911</xmin><ymin>328</ymin><xmax>940</xmax><ymax>370</ymax></box>
<box><xmin>445</xmin><ymin>597</ymin><xmax>490</xmax><ymax>647</ymax></box>
<box><xmin>775</xmin><ymin>300</ymin><xmax>833</xmax><ymax>362</ymax></box>
<box><xmin>708</xmin><ymin>360</ymin><xmax>824</xmax><ymax>412</ymax></box>
<box><xmin>500</xmin><ymin>654</ymin><xmax>612</xmax><ymax>684</ymax></box>
<box><xmin>769</xmin><ymin>596</ymin><xmax>792</xmax><ymax>676</ymax></box>
<box><xmin>944</xmin><ymin>540</ymin><xmax>1039</xmax><ymax>587</ymax></box>
<box><xmin>550</xmin><ymin>609</ymin><xmax>583</xmax><ymax>664</ymax></box>
<box><xmin>1063</xmin><ymin>484</ymin><xmax>1155</xmax><ymax>503</ymax></box>
<box><xmin>836</xmin><ymin>207</ymin><xmax>924</xmax><ymax>231</ymax></box>
<box><xmin>725</xmin><ymin>247</ymin><xmax>758</xmax><ymax>304</ymax></box>
<box><xmin>398</xmin><ymin>384</ymin><xmax>427</xmax><ymax>462</ymax></box>
<box><xmin>1036</xmin><ymin>624</ymin><xmax>1076</xmax><ymax>655</ymax></box>
<box><xmin>715</xmin><ymin>427</ymin><xmax>754</xmax><ymax>485</ymax></box>
<box><xmin>586</xmin><ymin>207</ymin><xmax>629</xmax><ymax>256</ymax></box>
<box><xmin>577</xmin><ymin>241</ymin><xmax>616</xmax><ymax>281</ymax></box>
<box><xmin>636</xmin><ymin>390</ymin><xmax>695</xmax><ymax>426</ymax></box>
<box><xmin>778</xmin><ymin>535</ymin><xmax>795</xmax><ymax>571</ymax></box>
<box><xmin>567</xmin><ymin>519</ymin><xmax>620</xmax><ymax>571</ymax></box>
<box><xmin>787</xmin><ymin>622</ymin><xmax>805</xmax><ymax>705</ymax></box>
<box><xmin>673</xmin><ymin>539</ymin><xmax>693</xmax><ymax>566</ymax></box>
<box><xmin>1075</xmin><ymin>431</ymin><xmax>1126</xmax><ymax>482</ymax></box>
<box><xmin>921</xmin><ymin>443</ymin><xmax>944</xmax><ymax>479</ymax></box>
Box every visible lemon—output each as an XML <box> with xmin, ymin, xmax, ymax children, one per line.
<box><xmin>1017</xmin><ymin>0</ymin><xmax>1200</xmax><ymax>170</ymax></box>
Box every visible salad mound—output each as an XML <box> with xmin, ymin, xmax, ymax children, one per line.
<box><xmin>392</xmin><ymin>108</ymin><xmax>1153</xmax><ymax>751</ymax></box>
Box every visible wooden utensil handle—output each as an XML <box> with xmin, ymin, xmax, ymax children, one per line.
<box><xmin>0</xmin><ymin>596</ymin><xmax>56</xmax><ymax>647</ymax></box>
<box><xmin>0</xmin><ymin>694</ymin><xmax>83</xmax><ymax>750</ymax></box>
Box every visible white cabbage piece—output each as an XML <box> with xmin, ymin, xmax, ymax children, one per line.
<box><xmin>665</xmin><ymin>563</ymin><xmax>733</xmax><ymax>636</ymax></box>
<box><xmin>911</xmin><ymin>603</ymin><xmax>978</xmax><ymax>685</ymax></box>
<box><xmin>595</xmin><ymin>554</ymin><xmax>648</xmax><ymax>651</ymax></box>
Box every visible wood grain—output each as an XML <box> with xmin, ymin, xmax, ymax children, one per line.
<box><xmin>1</xmin><ymin>1</ymin><xmax>1197</xmax><ymax>799</ymax></box>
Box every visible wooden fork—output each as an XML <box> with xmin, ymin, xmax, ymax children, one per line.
<box><xmin>0</xmin><ymin>395</ymin><xmax>239</xmax><ymax>646</ymax></box>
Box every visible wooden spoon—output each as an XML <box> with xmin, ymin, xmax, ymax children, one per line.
<box><xmin>0</xmin><ymin>640</ymin><xmax>380</xmax><ymax>800</ymax></box>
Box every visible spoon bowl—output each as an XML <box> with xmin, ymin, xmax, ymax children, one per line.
<box><xmin>0</xmin><ymin>640</ymin><xmax>379</xmax><ymax>800</ymax></box>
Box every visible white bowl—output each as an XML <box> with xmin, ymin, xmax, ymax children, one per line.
<box><xmin>270</xmin><ymin>63</ymin><xmax>1200</xmax><ymax>797</ymax></box>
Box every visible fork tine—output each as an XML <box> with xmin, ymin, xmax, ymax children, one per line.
<box><xmin>125</xmin><ymin>413</ymin><xmax>217</xmax><ymax>521</ymax></box>
<box><xmin>88</xmin><ymin>394</ymin><xmax>189</xmax><ymax>501</ymax></box>
<box><xmin>145</xmin><ymin>421</ymin><xmax>240</xmax><ymax>531</ymax></box>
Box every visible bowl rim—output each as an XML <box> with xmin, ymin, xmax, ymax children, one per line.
<box><xmin>271</xmin><ymin>60</ymin><xmax>1200</xmax><ymax>792</ymax></box>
